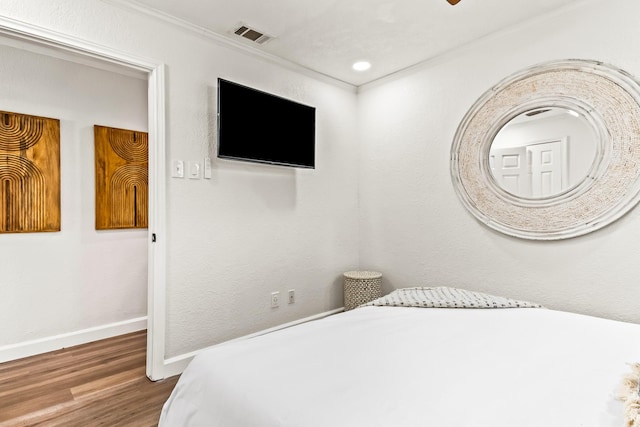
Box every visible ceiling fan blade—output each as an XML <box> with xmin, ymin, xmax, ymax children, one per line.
<box><xmin>446</xmin><ymin>0</ymin><xmax>462</xmax><ymax>4</ymax></box>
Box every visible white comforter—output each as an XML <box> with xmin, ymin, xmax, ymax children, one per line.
<box><xmin>160</xmin><ymin>306</ymin><xmax>640</xmax><ymax>426</ymax></box>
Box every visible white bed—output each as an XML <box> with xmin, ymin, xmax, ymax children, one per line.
<box><xmin>159</xmin><ymin>288</ymin><xmax>640</xmax><ymax>426</ymax></box>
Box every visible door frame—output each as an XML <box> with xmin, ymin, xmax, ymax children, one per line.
<box><xmin>0</xmin><ymin>15</ymin><xmax>168</xmax><ymax>380</ymax></box>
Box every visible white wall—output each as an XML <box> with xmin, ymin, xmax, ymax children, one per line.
<box><xmin>0</xmin><ymin>0</ymin><xmax>359</xmax><ymax>360</ymax></box>
<box><xmin>0</xmin><ymin>43</ymin><xmax>149</xmax><ymax>349</ymax></box>
<box><xmin>358</xmin><ymin>0</ymin><xmax>640</xmax><ymax>323</ymax></box>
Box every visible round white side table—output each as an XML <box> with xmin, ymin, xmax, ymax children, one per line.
<box><xmin>343</xmin><ymin>270</ymin><xmax>382</xmax><ymax>311</ymax></box>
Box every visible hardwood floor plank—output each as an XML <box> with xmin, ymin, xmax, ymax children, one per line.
<box><xmin>0</xmin><ymin>331</ymin><xmax>178</xmax><ymax>427</ymax></box>
<box><xmin>5</xmin><ymin>376</ymin><xmax>178</xmax><ymax>427</ymax></box>
<box><xmin>0</xmin><ymin>332</ymin><xmax>146</xmax><ymax>377</ymax></box>
<box><xmin>0</xmin><ymin>389</ymin><xmax>74</xmax><ymax>422</ymax></box>
<box><xmin>0</xmin><ymin>352</ymin><xmax>146</xmax><ymax>409</ymax></box>
<box><xmin>70</xmin><ymin>366</ymin><xmax>146</xmax><ymax>398</ymax></box>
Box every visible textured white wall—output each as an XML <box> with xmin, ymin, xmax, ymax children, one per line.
<box><xmin>0</xmin><ymin>44</ymin><xmax>148</xmax><ymax>346</ymax></box>
<box><xmin>358</xmin><ymin>0</ymin><xmax>640</xmax><ymax>323</ymax></box>
<box><xmin>0</xmin><ymin>0</ymin><xmax>359</xmax><ymax>358</ymax></box>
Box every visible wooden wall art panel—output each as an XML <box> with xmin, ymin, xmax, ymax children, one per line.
<box><xmin>0</xmin><ymin>110</ymin><xmax>60</xmax><ymax>233</ymax></box>
<box><xmin>94</xmin><ymin>125</ymin><xmax>148</xmax><ymax>230</ymax></box>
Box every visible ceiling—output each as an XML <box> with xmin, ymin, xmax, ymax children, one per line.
<box><xmin>130</xmin><ymin>0</ymin><xmax>586</xmax><ymax>86</ymax></box>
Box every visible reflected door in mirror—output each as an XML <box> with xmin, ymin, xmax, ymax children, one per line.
<box><xmin>489</xmin><ymin>107</ymin><xmax>595</xmax><ymax>199</ymax></box>
<box><xmin>490</xmin><ymin>139</ymin><xmax>567</xmax><ymax>198</ymax></box>
<box><xmin>490</xmin><ymin>146</ymin><xmax>531</xmax><ymax>196</ymax></box>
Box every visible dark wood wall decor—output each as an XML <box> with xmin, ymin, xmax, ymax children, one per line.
<box><xmin>0</xmin><ymin>111</ymin><xmax>60</xmax><ymax>233</ymax></box>
<box><xmin>94</xmin><ymin>125</ymin><xmax>148</xmax><ymax>230</ymax></box>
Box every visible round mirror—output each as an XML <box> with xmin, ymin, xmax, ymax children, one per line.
<box><xmin>451</xmin><ymin>60</ymin><xmax>640</xmax><ymax>240</ymax></box>
<box><xmin>489</xmin><ymin>107</ymin><xmax>599</xmax><ymax>199</ymax></box>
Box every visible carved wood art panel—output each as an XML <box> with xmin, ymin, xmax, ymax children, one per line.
<box><xmin>94</xmin><ymin>125</ymin><xmax>148</xmax><ymax>230</ymax></box>
<box><xmin>0</xmin><ymin>111</ymin><xmax>60</xmax><ymax>233</ymax></box>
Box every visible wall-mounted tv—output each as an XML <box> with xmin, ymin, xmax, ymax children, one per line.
<box><xmin>217</xmin><ymin>78</ymin><xmax>316</xmax><ymax>169</ymax></box>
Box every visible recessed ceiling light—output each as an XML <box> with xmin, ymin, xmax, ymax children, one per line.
<box><xmin>352</xmin><ymin>61</ymin><xmax>371</xmax><ymax>72</ymax></box>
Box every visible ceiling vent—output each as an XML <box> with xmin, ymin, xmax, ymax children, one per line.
<box><xmin>232</xmin><ymin>24</ymin><xmax>273</xmax><ymax>45</ymax></box>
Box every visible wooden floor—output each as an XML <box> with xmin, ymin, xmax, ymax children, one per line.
<box><xmin>0</xmin><ymin>331</ymin><xmax>179</xmax><ymax>427</ymax></box>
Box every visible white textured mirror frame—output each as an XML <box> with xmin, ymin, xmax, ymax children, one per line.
<box><xmin>451</xmin><ymin>60</ymin><xmax>640</xmax><ymax>240</ymax></box>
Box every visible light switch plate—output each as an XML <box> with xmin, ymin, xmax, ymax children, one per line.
<box><xmin>188</xmin><ymin>161</ymin><xmax>201</xmax><ymax>179</ymax></box>
<box><xmin>171</xmin><ymin>160</ymin><xmax>184</xmax><ymax>178</ymax></box>
<box><xmin>204</xmin><ymin>157</ymin><xmax>212</xmax><ymax>179</ymax></box>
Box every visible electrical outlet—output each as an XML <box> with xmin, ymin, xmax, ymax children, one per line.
<box><xmin>288</xmin><ymin>289</ymin><xmax>295</xmax><ymax>304</ymax></box>
<box><xmin>271</xmin><ymin>291</ymin><xmax>280</xmax><ymax>308</ymax></box>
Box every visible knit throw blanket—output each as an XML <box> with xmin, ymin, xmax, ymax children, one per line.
<box><xmin>359</xmin><ymin>287</ymin><xmax>543</xmax><ymax>309</ymax></box>
<box><xmin>618</xmin><ymin>363</ymin><xmax>640</xmax><ymax>426</ymax></box>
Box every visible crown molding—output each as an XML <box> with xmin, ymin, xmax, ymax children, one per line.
<box><xmin>102</xmin><ymin>0</ymin><xmax>356</xmax><ymax>92</ymax></box>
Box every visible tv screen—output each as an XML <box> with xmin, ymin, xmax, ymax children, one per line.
<box><xmin>217</xmin><ymin>78</ymin><xmax>316</xmax><ymax>169</ymax></box>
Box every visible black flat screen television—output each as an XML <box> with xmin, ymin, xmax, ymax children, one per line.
<box><xmin>217</xmin><ymin>78</ymin><xmax>316</xmax><ymax>169</ymax></box>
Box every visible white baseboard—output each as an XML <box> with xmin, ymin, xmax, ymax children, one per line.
<box><xmin>0</xmin><ymin>316</ymin><xmax>147</xmax><ymax>363</ymax></box>
<box><xmin>162</xmin><ymin>308</ymin><xmax>344</xmax><ymax>378</ymax></box>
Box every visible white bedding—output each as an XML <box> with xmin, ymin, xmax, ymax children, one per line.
<box><xmin>160</xmin><ymin>305</ymin><xmax>640</xmax><ymax>426</ymax></box>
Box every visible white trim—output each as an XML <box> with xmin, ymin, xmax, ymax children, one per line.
<box><xmin>0</xmin><ymin>35</ymin><xmax>147</xmax><ymax>80</ymax></box>
<box><xmin>146</xmin><ymin>64</ymin><xmax>168</xmax><ymax>380</ymax></box>
<box><xmin>162</xmin><ymin>308</ymin><xmax>345</xmax><ymax>378</ymax></box>
<box><xmin>0</xmin><ymin>317</ymin><xmax>147</xmax><ymax>363</ymax></box>
<box><xmin>0</xmin><ymin>15</ymin><xmax>157</xmax><ymax>71</ymax></box>
<box><xmin>0</xmin><ymin>16</ymin><xmax>167</xmax><ymax>380</ymax></box>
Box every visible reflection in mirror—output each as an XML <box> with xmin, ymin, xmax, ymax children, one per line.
<box><xmin>489</xmin><ymin>107</ymin><xmax>598</xmax><ymax>199</ymax></box>
<box><xmin>451</xmin><ymin>60</ymin><xmax>640</xmax><ymax>239</ymax></box>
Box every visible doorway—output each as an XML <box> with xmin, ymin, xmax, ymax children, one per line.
<box><xmin>0</xmin><ymin>17</ymin><xmax>167</xmax><ymax>380</ymax></box>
